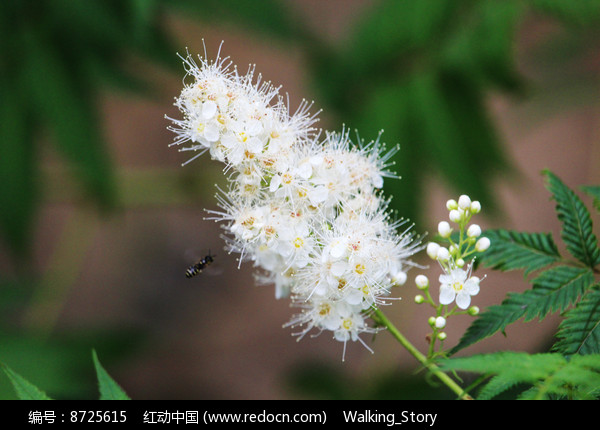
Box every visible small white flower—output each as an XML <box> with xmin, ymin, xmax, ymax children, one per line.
<box><xmin>439</xmin><ymin>265</ymin><xmax>481</xmax><ymax>309</ymax></box>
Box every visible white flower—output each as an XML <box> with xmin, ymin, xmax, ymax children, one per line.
<box><xmin>439</xmin><ymin>266</ymin><xmax>481</xmax><ymax>309</ymax></box>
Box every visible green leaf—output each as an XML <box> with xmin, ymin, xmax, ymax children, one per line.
<box><xmin>92</xmin><ymin>350</ymin><xmax>130</xmax><ymax>400</ymax></box>
<box><xmin>531</xmin><ymin>0</ymin><xmax>600</xmax><ymax>26</ymax></box>
<box><xmin>477</xmin><ymin>229</ymin><xmax>561</xmax><ymax>275</ymax></box>
<box><xmin>0</xmin><ymin>79</ymin><xmax>38</xmax><ymax>262</ymax></box>
<box><xmin>1</xmin><ymin>363</ymin><xmax>52</xmax><ymax>400</ymax></box>
<box><xmin>554</xmin><ymin>286</ymin><xmax>600</xmax><ymax>356</ymax></box>
<box><xmin>544</xmin><ymin>170</ymin><xmax>600</xmax><ymax>268</ymax></box>
<box><xmin>476</xmin><ymin>374</ymin><xmax>521</xmax><ymax>400</ymax></box>
<box><xmin>170</xmin><ymin>0</ymin><xmax>311</xmax><ymax>43</ymax></box>
<box><xmin>451</xmin><ymin>266</ymin><xmax>595</xmax><ymax>354</ymax></box>
<box><xmin>442</xmin><ymin>351</ymin><xmax>600</xmax><ymax>400</ymax></box>
<box><xmin>411</xmin><ymin>71</ymin><xmax>489</xmax><ymax>201</ymax></box>
<box><xmin>581</xmin><ymin>185</ymin><xmax>600</xmax><ymax>212</ymax></box>
<box><xmin>21</xmin><ymin>29</ymin><xmax>116</xmax><ymax>210</ymax></box>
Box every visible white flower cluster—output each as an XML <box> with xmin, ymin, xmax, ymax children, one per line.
<box><xmin>167</xmin><ymin>50</ymin><xmax>420</xmax><ymax>358</ymax></box>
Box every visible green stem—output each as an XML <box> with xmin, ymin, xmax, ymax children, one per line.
<box><xmin>371</xmin><ymin>308</ymin><xmax>472</xmax><ymax>400</ymax></box>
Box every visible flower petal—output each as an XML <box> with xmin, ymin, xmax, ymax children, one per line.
<box><xmin>439</xmin><ymin>285</ymin><xmax>455</xmax><ymax>305</ymax></box>
<box><xmin>456</xmin><ymin>292</ymin><xmax>471</xmax><ymax>309</ymax></box>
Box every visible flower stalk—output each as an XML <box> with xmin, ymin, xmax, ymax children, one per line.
<box><xmin>371</xmin><ymin>307</ymin><xmax>473</xmax><ymax>400</ymax></box>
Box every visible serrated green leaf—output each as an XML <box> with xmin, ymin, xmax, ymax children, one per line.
<box><xmin>476</xmin><ymin>374</ymin><xmax>521</xmax><ymax>400</ymax></box>
<box><xmin>554</xmin><ymin>286</ymin><xmax>600</xmax><ymax>356</ymax></box>
<box><xmin>544</xmin><ymin>170</ymin><xmax>600</xmax><ymax>268</ymax></box>
<box><xmin>477</xmin><ymin>229</ymin><xmax>561</xmax><ymax>275</ymax></box>
<box><xmin>443</xmin><ymin>352</ymin><xmax>566</xmax><ymax>381</ymax></box>
<box><xmin>581</xmin><ymin>185</ymin><xmax>600</xmax><ymax>212</ymax></box>
<box><xmin>92</xmin><ymin>350</ymin><xmax>130</xmax><ymax>400</ymax></box>
<box><xmin>451</xmin><ymin>266</ymin><xmax>595</xmax><ymax>354</ymax></box>
<box><xmin>1</xmin><ymin>363</ymin><xmax>52</xmax><ymax>400</ymax></box>
<box><xmin>442</xmin><ymin>351</ymin><xmax>600</xmax><ymax>400</ymax></box>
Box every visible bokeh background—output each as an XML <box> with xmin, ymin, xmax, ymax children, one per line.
<box><xmin>1</xmin><ymin>0</ymin><xmax>599</xmax><ymax>399</ymax></box>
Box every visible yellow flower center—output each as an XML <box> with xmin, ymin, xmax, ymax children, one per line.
<box><xmin>293</xmin><ymin>237</ymin><xmax>304</xmax><ymax>248</ymax></box>
<box><xmin>319</xmin><ymin>303</ymin><xmax>331</xmax><ymax>316</ymax></box>
<box><xmin>354</xmin><ymin>263</ymin><xmax>366</xmax><ymax>275</ymax></box>
<box><xmin>241</xmin><ymin>216</ymin><xmax>255</xmax><ymax>227</ymax></box>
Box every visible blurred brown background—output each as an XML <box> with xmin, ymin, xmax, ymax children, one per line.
<box><xmin>1</xmin><ymin>0</ymin><xmax>599</xmax><ymax>399</ymax></box>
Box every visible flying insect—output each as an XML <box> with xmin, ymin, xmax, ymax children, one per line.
<box><xmin>185</xmin><ymin>252</ymin><xmax>216</xmax><ymax>278</ymax></box>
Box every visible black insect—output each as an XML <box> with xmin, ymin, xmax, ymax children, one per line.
<box><xmin>185</xmin><ymin>252</ymin><xmax>216</xmax><ymax>278</ymax></box>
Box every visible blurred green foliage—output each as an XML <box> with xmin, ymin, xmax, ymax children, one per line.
<box><xmin>0</xmin><ymin>0</ymin><xmax>599</xmax><ymax>399</ymax></box>
<box><xmin>305</xmin><ymin>0</ymin><xmax>600</xmax><ymax>224</ymax></box>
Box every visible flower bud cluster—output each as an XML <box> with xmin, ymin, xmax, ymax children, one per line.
<box><xmin>413</xmin><ymin>195</ymin><xmax>490</xmax><ymax>356</ymax></box>
<box><xmin>168</xmin><ymin>51</ymin><xmax>420</xmax><ymax>357</ymax></box>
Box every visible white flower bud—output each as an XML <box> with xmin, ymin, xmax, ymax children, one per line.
<box><xmin>449</xmin><ymin>209</ymin><xmax>462</xmax><ymax>223</ymax></box>
<box><xmin>392</xmin><ymin>271</ymin><xmax>407</xmax><ymax>286</ymax></box>
<box><xmin>470</xmin><ymin>201</ymin><xmax>481</xmax><ymax>213</ymax></box>
<box><xmin>475</xmin><ymin>237</ymin><xmax>491</xmax><ymax>252</ymax></box>
<box><xmin>415</xmin><ymin>274</ymin><xmax>429</xmax><ymax>289</ymax></box>
<box><xmin>428</xmin><ymin>316</ymin><xmax>436</xmax><ymax>327</ymax></box>
<box><xmin>458</xmin><ymin>195</ymin><xmax>472</xmax><ymax>210</ymax></box>
<box><xmin>456</xmin><ymin>258</ymin><xmax>465</xmax><ymax>268</ymax></box>
<box><xmin>437</xmin><ymin>332</ymin><xmax>447</xmax><ymax>341</ymax></box>
<box><xmin>438</xmin><ymin>221</ymin><xmax>452</xmax><ymax>238</ymax></box>
<box><xmin>415</xmin><ymin>295</ymin><xmax>425</xmax><ymax>304</ymax></box>
<box><xmin>448</xmin><ymin>244</ymin><xmax>458</xmax><ymax>255</ymax></box>
<box><xmin>426</xmin><ymin>242</ymin><xmax>440</xmax><ymax>260</ymax></box>
<box><xmin>436</xmin><ymin>247</ymin><xmax>450</xmax><ymax>261</ymax></box>
<box><xmin>446</xmin><ymin>199</ymin><xmax>458</xmax><ymax>210</ymax></box>
<box><xmin>467</xmin><ymin>224</ymin><xmax>482</xmax><ymax>238</ymax></box>
<box><xmin>435</xmin><ymin>316</ymin><xmax>446</xmax><ymax>329</ymax></box>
